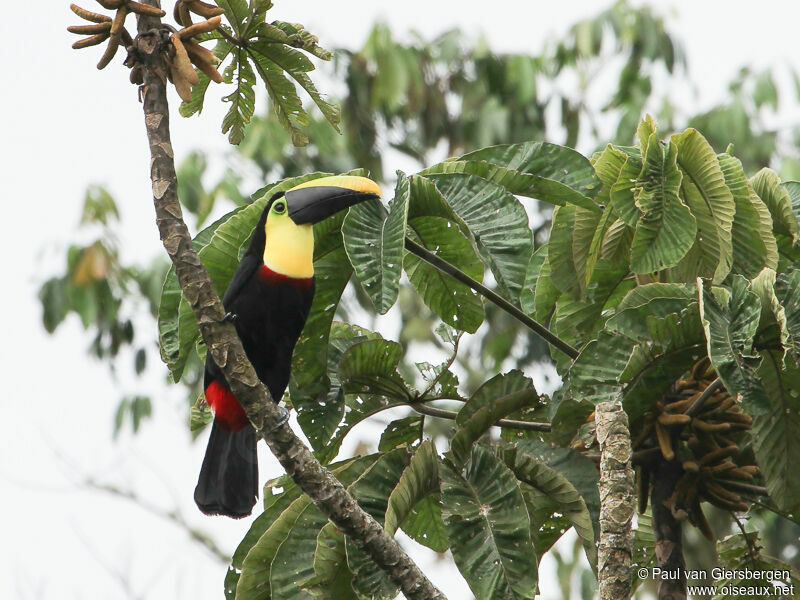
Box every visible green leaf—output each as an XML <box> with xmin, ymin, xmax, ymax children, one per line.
<box><xmin>630</xmin><ymin>134</ymin><xmax>695</xmax><ymax>272</ymax></box>
<box><xmin>450</xmin><ymin>372</ymin><xmax>538</xmax><ymax>467</ymax></box>
<box><xmin>345</xmin><ymin>450</ymin><xmax>410</xmax><ymax>600</ymax></box>
<box><xmin>400</xmin><ymin>494</ymin><xmax>449</xmax><ymax>553</ymax></box>
<box><xmin>216</xmin><ymin>0</ymin><xmax>250</xmax><ymax>36</ymax></box>
<box><xmin>305</xmin><ymin>524</ymin><xmax>357</xmax><ymax>600</ymax></box>
<box><xmin>421</xmin><ymin>141</ymin><xmax>601</xmax><ymax>211</ymax></box>
<box><xmin>751</xmin><ymin>351</ymin><xmax>800</xmax><ymax>514</ymax></box>
<box><xmin>752</xmin><ymin>168</ymin><xmax>799</xmax><ymax>243</ymax></box>
<box><xmin>313</xmin><ymin>339</ymin><xmax>411</xmax><ymax>463</ymax></box>
<box><xmin>222</xmin><ymin>52</ymin><xmax>256</xmax><ymax>145</ymax></box>
<box><xmin>719</xmin><ymin>153</ymin><xmax>778</xmax><ymax>277</ymax></box>
<box><xmin>698</xmin><ymin>276</ymin><xmax>769</xmax><ymax>415</ymax></box>
<box><xmin>775</xmin><ymin>268</ymin><xmax>800</xmax><ymax>359</ymax></box>
<box><xmin>384</xmin><ymin>441</ymin><xmax>440</xmax><ymax>536</ymax></box>
<box><xmin>548</xmin><ymin>205</ymin><xmax>580</xmax><ymax>296</ymax></box>
<box><xmin>440</xmin><ymin>446</ymin><xmax>538</xmax><ymax>600</ymax></box>
<box><xmin>342</xmin><ymin>172</ymin><xmax>408</xmax><ymax>313</ymax></box>
<box><xmin>715</xmin><ymin>531</ymin><xmax>800</xmax><ymax>599</ymax></box>
<box><xmin>609</xmin><ymin>150</ymin><xmax>643</xmax><ymax>228</ymax></box>
<box><xmin>250</xmin><ymin>41</ymin><xmax>340</xmax><ymax>132</ymax></box>
<box><xmin>378</xmin><ymin>415</ymin><xmax>423</xmax><ymax>451</ymax></box>
<box><xmin>671</xmin><ymin>128</ymin><xmax>736</xmax><ymax>282</ymax></box>
<box><xmin>405</xmin><ymin>214</ymin><xmax>485</xmax><ymax>333</ymax></box>
<box><xmin>505</xmin><ymin>442</ymin><xmax>597</xmax><ymax>568</ymax></box>
<box><xmin>520</xmin><ymin>246</ymin><xmax>547</xmax><ymax>316</ymax></box>
<box><xmin>230</xmin><ymin>454</ymin><xmax>381</xmax><ymax>600</ymax></box>
<box><xmin>456</xmin><ymin>370</ymin><xmax>537</xmax><ymax>425</ymax></box>
<box><xmin>248</xmin><ymin>43</ymin><xmax>310</xmax><ymax>146</ymax></box>
<box><xmin>338</xmin><ymin>338</ymin><xmax>409</xmax><ymax>400</ymax></box>
<box><xmin>425</xmin><ymin>173</ymin><xmax>533</xmax><ymax>301</ymax></box>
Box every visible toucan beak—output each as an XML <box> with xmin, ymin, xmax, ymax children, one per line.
<box><xmin>285</xmin><ymin>176</ymin><xmax>381</xmax><ymax>225</ymax></box>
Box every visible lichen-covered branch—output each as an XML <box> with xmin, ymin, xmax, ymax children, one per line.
<box><xmin>132</xmin><ymin>4</ymin><xmax>445</xmax><ymax>599</ymax></box>
<box><xmin>596</xmin><ymin>400</ymin><xmax>635</xmax><ymax>600</ymax></box>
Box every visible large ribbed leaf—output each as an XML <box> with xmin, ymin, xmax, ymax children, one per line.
<box><xmin>505</xmin><ymin>442</ymin><xmax>597</xmax><ymax>568</ymax></box>
<box><xmin>345</xmin><ymin>450</ymin><xmax>410</xmax><ymax>600</ymax></box>
<box><xmin>460</xmin><ymin>142</ymin><xmax>600</xmax><ymax>200</ymax></box>
<box><xmin>405</xmin><ymin>216</ymin><xmax>485</xmax><ymax>332</ymax></box>
<box><xmin>752</xmin><ymin>350</ymin><xmax>800</xmax><ymax>514</ymax></box>
<box><xmin>305</xmin><ymin>524</ymin><xmax>357</xmax><ymax>600</ymax></box>
<box><xmin>630</xmin><ymin>134</ymin><xmax>694</xmax><ymax>272</ymax></box>
<box><xmin>295</xmin><ymin>323</ymin><xmax>380</xmax><ymax>453</ymax></box>
<box><xmin>609</xmin><ymin>151</ymin><xmax>643</xmax><ymax>227</ymax></box>
<box><xmin>233</xmin><ymin>454</ymin><xmax>385</xmax><ymax>600</ymax></box>
<box><xmin>752</xmin><ymin>168</ymin><xmax>799</xmax><ymax>242</ymax></box>
<box><xmin>450</xmin><ymin>371</ymin><xmax>538</xmax><ymax>467</ymax></box>
<box><xmin>548</xmin><ymin>205</ymin><xmax>580</xmax><ymax>296</ymax></box>
<box><xmin>314</xmin><ymin>339</ymin><xmax>411</xmax><ymax>463</ymax></box>
<box><xmin>671</xmin><ymin>128</ymin><xmax>735</xmax><ymax>282</ymax></box>
<box><xmin>520</xmin><ymin>246</ymin><xmax>547</xmax><ymax>316</ymax></box>
<box><xmin>775</xmin><ymin>268</ymin><xmax>800</xmax><ymax>358</ymax></box>
<box><xmin>698</xmin><ymin>276</ymin><xmax>768</xmax><ymax>415</ymax></box>
<box><xmin>384</xmin><ymin>441</ymin><xmax>439</xmax><ymax>536</ymax></box>
<box><xmin>225</xmin><ymin>454</ymin><xmax>380</xmax><ymax>600</ymax></box>
<box><xmin>421</xmin><ymin>141</ymin><xmax>601</xmax><ymax>210</ymax></box>
<box><xmin>400</xmin><ymin>494</ymin><xmax>449</xmax><ymax>553</ymax></box>
<box><xmin>342</xmin><ymin>172</ymin><xmax>408</xmax><ymax>314</ymax></box>
<box><xmin>441</xmin><ymin>446</ymin><xmax>538</xmax><ymax>600</ymax></box>
<box><xmin>719</xmin><ymin>153</ymin><xmax>778</xmax><ymax>277</ymax></box>
<box><xmin>425</xmin><ymin>173</ymin><xmax>533</xmax><ymax>301</ymax></box>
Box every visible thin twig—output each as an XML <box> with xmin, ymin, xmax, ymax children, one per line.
<box><xmin>84</xmin><ymin>477</ymin><xmax>229</xmax><ymax>562</ymax></box>
<box><xmin>404</xmin><ymin>237</ymin><xmax>580</xmax><ymax>359</ymax></box>
<box><xmin>409</xmin><ymin>402</ymin><xmax>551</xmax><ymax>431</ymax></box>
<box><xmin>419</xmin><ymin>335</ymin><xmax>461</xmax><ymax>399</ymax></box>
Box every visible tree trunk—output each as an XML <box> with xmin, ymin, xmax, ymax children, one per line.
<box><xmin>596</xmin><ymin>400</ymin><xmax>635</xmax><ymax>600</ymax></box>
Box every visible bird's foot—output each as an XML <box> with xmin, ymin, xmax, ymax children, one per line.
<box><xmin>222</xmin><ymin>311</ymin><xmax>238</xmax><ymax>323</ymax></box>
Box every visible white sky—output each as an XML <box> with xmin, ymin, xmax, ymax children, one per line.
<box><xmin>4</xmin><ymin>1</ymin><xmax>800</xmax><ymax>599</ymax></box>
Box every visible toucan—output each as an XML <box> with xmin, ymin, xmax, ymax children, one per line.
<box><xmin>194</xmin><ymin>175</ymin><xmax>381</xmax><ymax>518</ymax></box>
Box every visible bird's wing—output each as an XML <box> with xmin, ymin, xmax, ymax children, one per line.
<box><xmin>222</xmin><ymin>254</ymin><xmax>260</xmax><ymax>308</ymax></box>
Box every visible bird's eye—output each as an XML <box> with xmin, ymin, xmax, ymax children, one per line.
<box><xmin>273</xmin><ymin>201</ymin><xmax>286</xmax><ymax>214</ymax></box>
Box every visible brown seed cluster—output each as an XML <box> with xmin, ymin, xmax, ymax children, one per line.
<box><xmin>68</xmin><ymin>2</ymin><xmax>165</xmax><ymax>69</ymax></box>
<box><xmin>173</xmin><ymin>0</ymin><xmax>225</xmax><ymax>26</ymax></box>
<box><xmin>634</xmin><ymin>358</ymin><xmax>761</xmax><ymax>540</ymax></box>
<box><xmin>164</xmin><ymin>17</ymin><xmax>224</xmax><ymax>100</ymax></box>
<box><xmin>68</xmin><ymin>1</ymin><xmax>224</xmax><ymax>101</ymax></box>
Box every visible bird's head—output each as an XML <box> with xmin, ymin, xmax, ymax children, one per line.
<box><xmin>256</xmin><ymin>175</ymin><xmax>381</xmax><ymax>278</ymax></box>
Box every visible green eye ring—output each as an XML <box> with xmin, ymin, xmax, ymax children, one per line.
<box><xmin>273</xmin><ymin>201</ymin><xmax>287</xmax><ymax>214</ymax></box>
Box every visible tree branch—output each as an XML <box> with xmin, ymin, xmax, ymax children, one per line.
<box><xmin>595</xmin><ymin>400</ymin><xmax>635</xmax><ymax>600</ymax></box>
<box><xmin>404</xmin><ymin>237</ymin><xmax>580</xmax><ymax>359</ymax></box>
<box><xmin>409</xmin><ymin>402</ymin><xmax>551</xmax><ymax>432</ymax></box>
<box><xmin>132</xmin><ymin>6</ymin><xmax>445</xmax><ymax>599</ymax></box>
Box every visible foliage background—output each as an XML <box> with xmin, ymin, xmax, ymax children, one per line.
<box><xmin>6</xmin><ymin>1</ymin><xmax>800</xmax><ymax>599</ymax></box>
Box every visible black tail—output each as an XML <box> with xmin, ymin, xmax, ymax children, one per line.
<box><xmin>194</xmin><ymin>420</ymin><xmax>258</xmax><ymax>518</ymax></box>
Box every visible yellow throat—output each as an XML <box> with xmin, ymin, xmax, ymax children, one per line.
<box><xmin>262</xmin><ymin>209</ymin><xmax>315</xmax><ymax>278</ymax></box>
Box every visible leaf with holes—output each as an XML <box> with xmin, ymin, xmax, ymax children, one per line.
<box><xmin>440</xmin><ymin>446</ymin><xmax>538</xmax><ymax>600</ymax></box>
